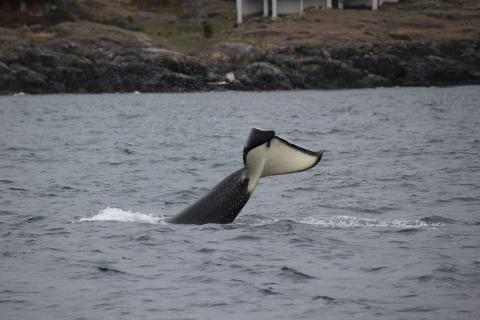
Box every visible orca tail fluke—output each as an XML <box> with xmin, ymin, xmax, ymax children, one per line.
<box><xmin>243</xmin><ymin>128</ymin><xmax>323</xmax><ymax>192</ymax></box>
<box><xmin>169</xmin><ymin>128</ymin><xmax>323</xmax><ymax>224</ymax></box>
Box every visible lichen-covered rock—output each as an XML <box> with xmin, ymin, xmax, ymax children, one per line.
<box><xmin>211</xmin><ymin>42</ymin><xmax>266</xmax><ymax>64</ymax></box>
<box><xmin>240</xmin><ymin>62</ymin><xmax>292</xmax><ymax>90</ymax></box>
<box><xmin>0</xmin><ymin>21</ymin><xmax>479</xmax><ymax>94</ymax></box>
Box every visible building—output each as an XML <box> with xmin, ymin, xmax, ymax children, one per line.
<box><xmin>1</xmin><ymin>0</ymin><xmax>63</xmax><ymax>16</ymax></box>
<box><xmin>236</xmin><ymin>0</ymin><xmax>398</xmax><ymax>23</ymax></box>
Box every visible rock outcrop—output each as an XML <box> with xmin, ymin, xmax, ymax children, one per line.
<box><xmin>1</xmin><ymin>22</ymin><xmax>479</xmax><ymax>94</ymax></box>
<box><xmin>215</xmin><ymin>40</ymin><xmax>480</xmax><ymax>90</ymax></box>
<box><xmin>0</xmin><ymin>22</ymin><xmax>210</xmax><ymax>94</ymax></box>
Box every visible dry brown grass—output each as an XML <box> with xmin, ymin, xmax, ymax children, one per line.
<box><xmin>23</xmin><ymin>31</ymin><xmax>56</xmax><ymax>43</ymax></box>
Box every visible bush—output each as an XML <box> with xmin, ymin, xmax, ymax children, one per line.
<box><xmin>0</xmin><ymin>9</ymin><xmax>75</xmax><ymax>28</ymax></box>
<box><xmin>202</xmin><ymin>20</ymin><xmax>213</xmax><ymax>38</ymax></box>
<box><xmin>47</xmin><ymin>8</ymin><xmax>76</xmax><ymax>24</ymax></box>
<box><xmin>130</xmin><ymin>0</ymin><xmax>171</xmax><ymax>9</ymax></box>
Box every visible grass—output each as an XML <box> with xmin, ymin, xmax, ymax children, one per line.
<box><xmin>71</xmin><ymin>0</ymin><xmax>242</xmax><ymax>53</ymax></box>
<box><xmin>138</xmin><ymin>15</ymin><xmax>242</xmax><ymax>53</ymax></box>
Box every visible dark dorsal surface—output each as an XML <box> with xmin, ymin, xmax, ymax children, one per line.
<box><xmin>168</xmin><ymin>169</ymin><xmax>251</xmax><ymax>224</ymax></box>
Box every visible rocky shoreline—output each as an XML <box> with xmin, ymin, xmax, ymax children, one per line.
<box><xmin>1</xmin><ymin>23</ymin><xmax>479</xmax><ymax>95</ymax></box>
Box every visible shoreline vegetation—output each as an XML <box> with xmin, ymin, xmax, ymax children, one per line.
<box><xmin>0</xmin><ymin>0</ymin><xmax>479</xmax><ymax>94</ymax></box>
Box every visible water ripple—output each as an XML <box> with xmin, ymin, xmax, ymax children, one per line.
<box><xmin>2</xmin><ymin>87</ymin><xmax>480</xmax><ymax>319</ymax></box>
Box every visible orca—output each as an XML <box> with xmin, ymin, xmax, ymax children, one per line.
<box><xmin>169</xmin><ymin>128</ymin><xmax>322</xmax><ymax>225</ymax></box>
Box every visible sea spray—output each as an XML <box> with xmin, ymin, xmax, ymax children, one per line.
<box><xmin>79</xmin><ymin>207</ymin><xmax>164</xmax><ymax>224</ymax></box>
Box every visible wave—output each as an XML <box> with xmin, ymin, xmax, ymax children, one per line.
<box><xmin>79</xmin><ymin>207</ymin><xmax>165</xmax><ymax>224</ymax></box>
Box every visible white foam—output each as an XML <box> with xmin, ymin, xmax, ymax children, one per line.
<box><xmin>79</xmin><ymin>207</ymin><xmax>165</xmax><ymax>224</ymax></box>
<box><xmin>235</xmin><ymin>215</ymin><xmax>279</xmax><ymax>227</ymax></box>
<box><xmin>300</xmin><ymin>216</ymin><xmax>443</xmax><ymax>228</ymax></box>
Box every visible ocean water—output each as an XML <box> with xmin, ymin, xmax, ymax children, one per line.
<box><xmin>1</xmin><ymin>87</ymin><xmax>479</xmax><ymax>319</ymax></box>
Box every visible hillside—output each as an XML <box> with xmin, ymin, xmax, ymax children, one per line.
<box><xmin>78</xmin><ymin>0</ymin><xmax>480</xmax><ymax>53</ymax></box>
<box><xmin>2</xmin><ymin>0</ymin><xmax>479</xmax><ymax>54</ymax></box>
<box><xmin>0</xmin><ymin>0</ymin><xmax>479</xmax><ymax>93</ymax></box>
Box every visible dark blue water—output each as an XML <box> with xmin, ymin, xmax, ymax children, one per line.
<box><xmin>1</xmin><ymin>87</ymin><xmax>479</xmax><ymax>319</ymax></box>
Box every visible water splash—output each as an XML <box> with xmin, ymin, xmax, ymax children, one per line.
<box><xmin>79</xmin><ymin>207</ymin><xmax>165</xmax><ymax>224</ymax></box>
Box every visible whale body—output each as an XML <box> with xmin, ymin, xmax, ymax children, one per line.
<box><xmin>169</xmin><ymin>128</ymin><xmax>322</xmax><ymax>224</ymax></box>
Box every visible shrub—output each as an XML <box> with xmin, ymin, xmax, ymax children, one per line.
<box><xmin>202</xmin><ymin>20</ymin><xmax>213</xmax><ymax>38</ymax></box>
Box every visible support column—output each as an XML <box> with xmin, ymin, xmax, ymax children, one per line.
<box><xmin>372</xmin><ymin>0</ymin><xmax>379</xmax><ymax>10</ymax></box>
<box><xmin>20</xmin><ymin>0</ymin><xmax>26</xmax><ymax>12</ymax></box>
<box><xmin>272</xmin><ymin>0</ymin><xmax>277</xmax><ymax>20</ymax></box>
<box><xmin>263</xmin><ymin>0</ymin><xmax>268</xmax><ymax>17</ymax></box>
<box><xmin>300</xmin><ymin>0</ymin><xmax>304</xmax><ymax>15</ymax></box>
<box><xmin>338</xmin><ymin>0</ymin><xmax>344</xmax><ymax>9</ymax></box>
<box><xmin>236</xmin><ymin>0</ymin><xmax>242</xmax><ymax>23</ymax></box>
<box><xmin>326</xmin><ymin>0</ymin><xmax>332</xmax><ymax>9</ymax></box>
